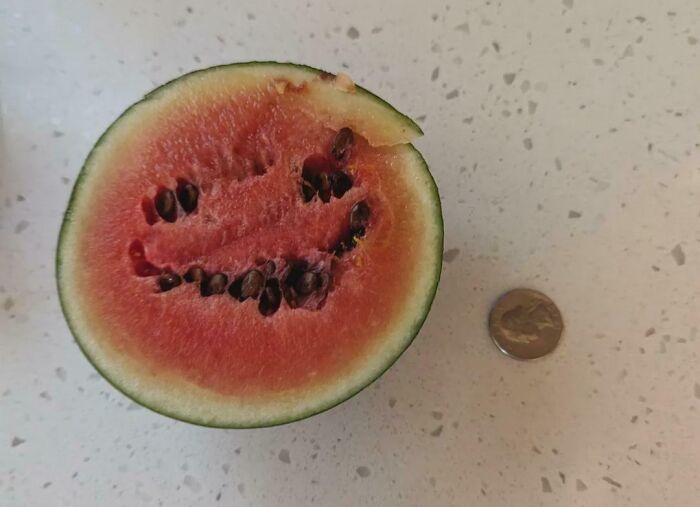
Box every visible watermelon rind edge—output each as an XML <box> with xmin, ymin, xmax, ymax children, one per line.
<box><xmin>55</xmin><ymin>61</ymin><xmax>442</xmax><ymax>428</ymax></box>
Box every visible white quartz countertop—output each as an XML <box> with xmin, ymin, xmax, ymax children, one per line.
<box><xmin>2</xmin><ymin>0</ymin><xmax>699</xmax><ymax>505</ymax></box>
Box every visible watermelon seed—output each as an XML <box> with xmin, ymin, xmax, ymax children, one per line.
<box><xmin>330</xmin><ymin>171</ymin><xmax>352</xmax><ymax>198</ymax></box>
<box><xmin>284</xmin><ymin>261</ymin><xmax>308</xmax><ymax>286</ymax></box>
<box><xmin>318</xmin><ymin>173</ymin><xmax>332</xmax><ymax>203</ymax></box>
<box><xmin>302</xmin><ymin>165</ymin><xmax>320</xmax><ymax>188</ymax></box>
<box><xmin>183</xmin><ymin>266</ymin><xmax>205</xmax><ymax>283</ymax></box>
<box><xmin>352</xmin><ymin>226</ymin><xmax>366</xmax><ymax>238</ymax></box>
<box><xmin>240</xmin><ymin>270</ymin><xmax>265</xmax><ymax>300</ymax></box>
<box><xmin>295</xmin><ymin>272</ymin><xmax>318</xmax><ymax>295</ymax></box>
<box><xmin>350</xmin><ymin>201</ymin><xmax>370</xmax><ymax>230</ymax></box>
<box><xmin>260</xmin><ymin>260</ymin><xmax>276</xmax><ymax>277</ymax></box>
<box><xmin>201</xmin><ymin>273</ymin><xmax>228</xmax><ymax>296</ymax></box>
<box><xmin>154</xmin><ymin>188</ymin><xmax>177</xmax><ymax>222</ymax></box>
<box><xmin>259</xmin><ymin>279</ymin><xmax>282</xmax><ymax>316</ymax></box>
<box><xmin>283</xmin><ymin>285</ymin><xmax>299</xmax><ymax>308</ymax></box>
<box><xmin>227</xmin><ymin>277</ymin><xmax>243</xmax><ymax>300</ymax></box>
<box><xmin>157</xmin><ymin>273</ymin><xmax>182</xmax><ymax>292</ymax></box>
<box><xmin>331</xmin><ymin>128</ymin><xmax>354</xmax><ymax>160</ymax></box>
<box><xmin>176</xmin><ymin>180</ymin><xmax>199</xmax><ymax>214</ymax></box>
<box><xmin>301</xmin><ymin>181</ymin><xmax>316</xmax><ymax>202</ymax></box>
<box><xmin>331</xmin><ymin>241</ymin><xmax>347</xmax><ymax>257</ymax></box>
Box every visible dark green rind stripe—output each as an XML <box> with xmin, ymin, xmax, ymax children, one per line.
<box><xmin>56</xmin><ymin>62</ymin><xmax>441</xmax><ymax>429</ymax></box>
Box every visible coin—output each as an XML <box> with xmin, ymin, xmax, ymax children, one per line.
<box><xmin>488</xmin><ymin>288</ymin><xmax>564</xmax><ymax>360</ymax></box>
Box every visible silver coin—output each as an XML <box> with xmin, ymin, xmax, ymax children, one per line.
<box><xmin>488</xmin><ymin>288</ymin><xmax>564</xmax><ymax>360</ymax></box>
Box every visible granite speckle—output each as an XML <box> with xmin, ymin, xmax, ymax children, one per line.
<box><xmin>430</xmin><ymin>425</ymin><xmax>444</xmax><ymax>437</ymax></box>
<box><xmin>670</xmin><ymin>244</ymin><xmax>685</xmax><ymax>266</ymax></box>
<box><xmin>183</xmin><ymin>475</ymin><xmax>201</xmax><ymax>493</ymax></box>
<box><xmin>356</xmin><ymin>466</ymin><xmax>371</xmax><ymax>478</ymax></box>
<box><xmin>602</xmin><ymin>476</ymin><xmax>622</xmax><ymax>489</ymax></box>
<box><xmin>3</xmin><ymin>297</ymin><xmax>14</xmax><ymax>311</ymax></box>
<box><xmin>503</xmin><ymin>73</ymin><xmax>516</xmax><ymax>85</ymax></box>
<box><xmin>443</xmin><ymin>248</ymin><xmax>460</xmax><ymax>263</ymax></box>
<box><xmin>14</xmin><ymin>220</ymin><xmax>29</xmax><ymax>234</ymax></box>
<box><xmin>541</xmin><ymin>477</ymin><xmax>552</xmax><ymax>493</ymax></box>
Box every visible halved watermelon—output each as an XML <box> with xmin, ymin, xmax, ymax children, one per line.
<box><xmin>57</xmin><ymin>62</ymin><xmax>443</xmax><ymax>428</ymax></box>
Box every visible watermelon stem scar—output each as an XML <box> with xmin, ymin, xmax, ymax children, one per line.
<box><xmin>57</xmin><ymin>62</ymin><xmax>443</xmax><ymax>427</ymax></box>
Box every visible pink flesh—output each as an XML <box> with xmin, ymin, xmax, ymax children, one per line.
<box><xmin>77</xmin><ymin>85</ymin><xmax>424</xmax><ymax>396</ymax></box>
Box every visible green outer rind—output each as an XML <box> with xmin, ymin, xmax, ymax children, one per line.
<box><xmin>56</xmin><ymin>62</ymin><xmax>442</xmax><ymax>428</ymax></box>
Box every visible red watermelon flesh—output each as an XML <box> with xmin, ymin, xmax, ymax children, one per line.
<box><xmin>57</xmin><ymin>63</ymin><xmax>443</xmax><ymax>427</ymax></box>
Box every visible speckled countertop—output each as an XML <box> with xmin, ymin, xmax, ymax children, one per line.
<box><xmin>2</xmin><ymin>0</ymin><xmax>699</xmax><ymax>505</ymax></box>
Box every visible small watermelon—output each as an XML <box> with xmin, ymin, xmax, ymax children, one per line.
<box><xmin>57</xmin><ymin>62</ymin><xmax>443</xmax><ymax>427</ymax></box>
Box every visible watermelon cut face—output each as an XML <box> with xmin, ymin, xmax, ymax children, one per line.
<box><xmin>57</xmin><ymin>62</ymin><xmax>443</xmax><ymax>427</ymax></box>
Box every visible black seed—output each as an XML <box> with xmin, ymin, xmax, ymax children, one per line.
<box><xmin>331</xmin><ymin>171</ymin><xmax>352</xmax><ymax>198</ymax></box>
<box><xmin>260</xmin><ymin>260</ymin><xmax>276</xmax><ymax>277</ymax></box>
<box><xmin>284</xmin><ymin>261</ymin><xmax>308</xmax><ymax>287</ymax></box>
<box><xmin>183</xmin><ymin>266</ymin><xmax>205</xmax><ymax>283</ymax></box>
<box><xmin>331</xmin><ymin>127</ymin><xmax>354</xmax><ymax>160</ymax></box>
<box><xmin>158</xmin><ymin>273</ymin><xmax>182</xmax><ymax>292</ymax></box>
<box><xmin>352</xmin><ymin>226</ymin><xmax>366</xmax><ymax>238</ymax></box>
<box><xmin>318</xmin><ymin>173</ymin><xmax>332</xmax><ymax>203</ymax></box>
<box><xmin>240</xmin><ymin>270</ymin><xmax>265</xmax><ymax>300</ymax></box>
<box><xmin>259</xmin><ymin>279</ymin><xmax>282</xmax><ymax>316</ymax></box>
<box><xmin>350</xmin><ymin>201</ymin><xmax>370</xmax><ymax>230</ymax></box>
<box><xmin>201</xmin><ymin>273</ymin><xmax>228</xmax><ymax>296</ymax></box>
<box><xmin>301</xmin><ymin>181</ymin><xmax>316</xmax><ymax>202</ymax></box>
<box><xmin>283</xmin><ymin>284</ymin><xmax>299</xmax><ymax>308</ymax></box>
<box><xmin>154</xmin><ymin>188</ymin><xmax>177</xmax><ymax>222</ymax></box>
<box><xmin>227</xmin><ymin>277</ymin><xmax>243</xmax><ymax>299</ymax></box>
<box><xmin>295</xmin><ymin>272</ymin><xmax>318</xmax><ymax>295</ymax></box>
<box><xmin>176</xmin><ymin>180</ymin><xmax>199</xmax><ymax>213</ymax></box>
<box><xmin>332</xmin><ymin>242</ymin><xmax>346</xmax><ymax>257</ymax></box>
<box><xmin>302</xmin><ymin>166</ymin><xmax>319</xmax><ymax>188</ymax></box>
